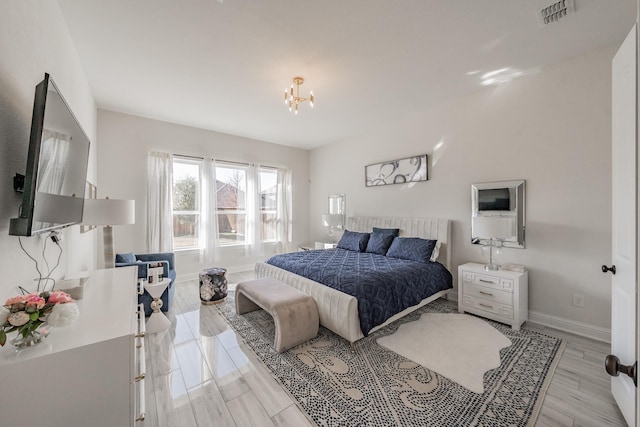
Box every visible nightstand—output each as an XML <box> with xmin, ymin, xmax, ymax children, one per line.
<box><xmin>298</xmin><ymin>242</ymin><xmax>337</xmax><ymax>251</ymax></box>
<box><xmin>458</xmin><ymin>262</ymin><xmax>528</xmax><ymax>330</ymax></box>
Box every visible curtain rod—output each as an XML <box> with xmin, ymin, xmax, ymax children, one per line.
<box><xmin>173</xmin><ymin>154</ymin><xmax>279</xmax><ymax>170</ymax></box>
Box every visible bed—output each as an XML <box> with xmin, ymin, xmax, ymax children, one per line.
<box><xmin>255</xmin><ymin>216</ymin><xmax>452</xmax><ymax>344</ymax></box>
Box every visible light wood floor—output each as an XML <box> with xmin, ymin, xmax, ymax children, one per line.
<box><xmin>142</xmin><ymin>271</ymin><xmax>627</xmax><ymax>427</ymax></box>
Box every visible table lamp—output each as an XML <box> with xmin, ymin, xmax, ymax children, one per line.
<box><xmin>82</xmin><ymin>197</ymin><xmax>135</xmax><ymax>268</ymax></box>
<box><xmin>322</xmin><ymin>213</ymin><xmax>343</xmax><ymax>242</ymax></box>
<box><xmin>472</xmin><ymin>216</ymin><xmax>513</xmax><ymax>271</ymax></box>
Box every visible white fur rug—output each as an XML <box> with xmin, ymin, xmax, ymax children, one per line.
<box><xmin>376</xmin><ymin>313</ymin><xmax>512</xmax><ymax>393</ymax></box>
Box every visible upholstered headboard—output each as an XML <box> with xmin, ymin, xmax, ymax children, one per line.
<box><xmin>346</xmin><ymin>216</ymin><xmax>452</xmax><ymax>271</ymax></box>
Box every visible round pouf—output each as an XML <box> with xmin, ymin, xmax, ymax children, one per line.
<box><xmin>199</xmin><ymin>267</ymin><xmax>228</xmax><ymax>304</ymax></box>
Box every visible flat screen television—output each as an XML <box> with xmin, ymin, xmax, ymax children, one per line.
<box><xmin>9</xmin><ymin>73</ymin><xmax>90</xmax><ymax>236</ymax></box>
<box><xmin>477</xmin><ymin>188</ymin><xmax>511</xmax><ymax>211</ymax></box>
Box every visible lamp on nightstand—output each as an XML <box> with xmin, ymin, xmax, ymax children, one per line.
<box><xmin>472</xmin><ymin>216</ymin><xmax>513</xmax><ymax>271</ymax></box>
<box><xmin>322</xmin><ymin>214</ymin><xmax>343</xmax><ymax>242</ymax></box>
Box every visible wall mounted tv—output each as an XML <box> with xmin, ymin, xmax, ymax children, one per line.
<box><xmin>9</xmin><ymin>73</ymin><xmax>90</xmax><ymax>237</ymax></box>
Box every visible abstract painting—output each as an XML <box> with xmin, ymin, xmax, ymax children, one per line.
<box><xmin>365</xmin><ymin>154</ymin><xmax>428</xmax><ymax>187</ymax></box>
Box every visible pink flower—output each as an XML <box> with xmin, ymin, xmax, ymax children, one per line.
<box><xmin>47</xmin><ymin>291</ymin><xmax>74</xmax><ymax>304</ymax></box>
<box><xmin>8</xmin><ymin>311</ymin><xmax>29</xmax><ymax>327</ymax></box>
<box><xmin>5</xmin><ymin>295</ymin><xmax>28</xmax><ymax>306</ymax></box>
<box><xmin>24</xmin><ymin>294</ymin><xmax>45</xmax><ymax>309</ymax></box>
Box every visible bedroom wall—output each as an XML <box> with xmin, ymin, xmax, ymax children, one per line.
<box><xmin>96</xmin><ymin>109</ymin><xmax>310</xmax><ymax>278</ymax></box>
<box><xmin>309</xmin><ymin>45</ymin><xmax>615</xmax><ymax>336</ymax></box>
<box><xmin>0</xmin><ymin>2</ymin><xmax>98</xmax><ymax>300</ymax></box>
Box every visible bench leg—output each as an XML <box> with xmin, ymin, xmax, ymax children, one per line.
<box><xmin>235</xmin><ymin>290</ymin><xmax>261</xmax><ymax>315</ymax></box>
<box><xmin>272</xmin><ymin>299</ymin><xmax>319</xmax><ymax>353</ymax></box>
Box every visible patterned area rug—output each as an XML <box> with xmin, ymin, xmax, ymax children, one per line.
<box><xmin>216</xmin><ymin>293</ymin><xmax>564</xmax><ymax>427</ymax></box>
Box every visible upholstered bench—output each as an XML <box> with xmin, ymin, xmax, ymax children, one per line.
<box><xmin>235</xmin><ymin>278</ymin><xmax>319</xmax><ymax>353</ymax></box>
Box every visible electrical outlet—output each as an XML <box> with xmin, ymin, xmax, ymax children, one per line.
<box><xmin>572</xmin><ymin>293</ymin><xmax>585</xmax><ymax>307</ymax></box>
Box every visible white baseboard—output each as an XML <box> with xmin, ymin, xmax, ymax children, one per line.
<box><xmin>176</xmin><ymin>264</ymin><xmax>254</xmax><ymax>283</ymax></box>
<box><xmin>528</xmin><ymin>310</ymin><xmax>611</xmax><ymax>343</ymax></box>
<box><xmin>445</xmin><ymin>292</ymin><xmax>609</xmax><ymax>343</ymax></box>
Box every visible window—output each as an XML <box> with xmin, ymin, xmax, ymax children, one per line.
<box><xmin>171</xmin><ymin>156</ymin><xmax>290</xmax><ymax>253</ymax></box>
<box><xmin>260</xmin><ymin>168</ymin><xmax>278</xmax><ymax>242</ymax></box>
<box><xmin>215</xmin><ymin>163</ymin><xmax>247</xmax><ymax>245</ymax></box>
<box><xmin>172</xmin><ymin>158</ymin><xmax>201</xmax><ymax>250</ymax></box>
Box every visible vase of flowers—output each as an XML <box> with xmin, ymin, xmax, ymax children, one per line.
<box><xmin>0</xmin><ymin>290</ymin><xmax>80</xmax><ymax>348</ymax></box>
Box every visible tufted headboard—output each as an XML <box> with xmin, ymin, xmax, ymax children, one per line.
<box><xmin>346</xmin><ymin>216</ymin><xmax>452</xmax><ymax>271</ymax></box>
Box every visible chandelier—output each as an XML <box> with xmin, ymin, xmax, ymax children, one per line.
<box><xmin>284</xmin><ymin>76</ymin><xmax>314</xmax><ymax>115</ymax></box>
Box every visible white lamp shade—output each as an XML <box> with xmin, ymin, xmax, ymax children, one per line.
<box><xmin>82</xmin><ymin>198</ymin><xmax>135</xmax><ymax>226</ymax></box>
<box><xmin>472</xmin><ymin>216</ymin><xmax>514</xmax><ymax>240</ymax></box>
<box><xmin>322</xmin><ymin>214</ymin><xmax>342</xmax><ymax>227</ymax></box>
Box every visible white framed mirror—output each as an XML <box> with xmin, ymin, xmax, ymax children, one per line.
<box><xmin>326</xmin><ymin>194</ymin><xmax>346</xmax><ymax>229</ymax></box>
<box><xmin>471</xmin><ymin>180</ymin><xmax>525</xmax><ymax>248</ymax></box>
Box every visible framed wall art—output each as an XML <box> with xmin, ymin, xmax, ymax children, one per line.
<box><xmin>365</xmin><ymin>154</ymin><xmax>428</xmax><ymax>187</ymax></box>
<box><xmin>80</xmin><ymin>181</ymin><xmax>97</xmax><ymax>233</ymax></box>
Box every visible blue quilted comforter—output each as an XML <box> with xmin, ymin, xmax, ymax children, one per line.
<box><xmin>265</xmin><ymin>248</ymin><xmax>452</xmax><ymax>336</ymax></box>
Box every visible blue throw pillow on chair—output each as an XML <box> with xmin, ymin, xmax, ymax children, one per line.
<box><xmin>115</xmin><ymin>252</ymin><xmax>136</xmax><ymax>263</ymax></box>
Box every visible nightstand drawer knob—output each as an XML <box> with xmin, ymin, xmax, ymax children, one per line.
<box><xmin>479</xmin><ymin>290</ymin><xmax>493</xmax><ymax>296</ymax></box>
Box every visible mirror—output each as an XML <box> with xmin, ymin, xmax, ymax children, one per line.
<box><xmin>328</xmin><ymin>194</ymin><xmax>346</xmax><ymax>229</ymax></box>
<box><xmin>471</xmin><ymin>180</ymin><xmax>525</xmax><ymax>248</ymax></box>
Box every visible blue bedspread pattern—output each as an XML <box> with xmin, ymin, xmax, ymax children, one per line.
<box><xmin>265</xmin><ymin>248</ymin><xmax>452</xmax><ymax>336</ymax></box>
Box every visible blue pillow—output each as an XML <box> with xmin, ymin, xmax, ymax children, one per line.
<box><xmin>337</xmin><ymin>230</ymin><xmax>370</xmax><ymax>252</ymax></box>
<box><xmin>372</xmin><ymin>227</ymin><xmax>400</xmax><ymax>238</ymax></box>
<box><xmin>386</xmin><ymin>237</ymin><xmax>437</xmax><ymax>263</ymax></box>
<box><xmin>115</xmin><ymin>252</ymin><xmax>136</xmax><ymax>263</ymax></box>
<box><xmin>365</xmin><ymin>232</ymin><xmax>395</xmax><ymax>255</ymax></box>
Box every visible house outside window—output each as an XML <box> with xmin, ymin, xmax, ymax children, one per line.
<box><xmin>260</xmin><ymin>168</ymin><xmax>278</xmax><ymax>242</ymax></box>
<box><xmin>215</xmin><ymin>163</ymin><xmax>247</xmax><ymax>245</ymax></box>
<box><xmin>172</xmin><ymin>157</ymin><xmax>201</xmax><ymax>250</ymax></box>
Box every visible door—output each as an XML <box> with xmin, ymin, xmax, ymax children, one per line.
<box><xmin>610</xmin><ymin>23</ymin><xmax>637</xmax><ymax>426</ymax></box>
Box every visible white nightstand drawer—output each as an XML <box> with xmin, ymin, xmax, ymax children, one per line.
<box><xmin>463</xmin><ymin>283</ymin><xmax>512</xmax><ymax>305</ymax></box>
<box><xmin>464</xmin><ymin>272</ymin><xmax>514</xmax><ymax>292</ymax></box>
<box><xmin>462</xmin><ymin>295</ymin><xmax>513</xmax><ymax>320</ymax></box>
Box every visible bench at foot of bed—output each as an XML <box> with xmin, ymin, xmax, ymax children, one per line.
<box><xmin>235</xmin><ymin>278</ymin><xmax>319</xmax><ymax>353</ymax></box>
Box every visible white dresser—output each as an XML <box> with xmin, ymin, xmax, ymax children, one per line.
<box><xmin>0</xmin><ymin>267</ymin><xmax>145</xmax><ymax>426</ymax></box>
<box><xmin>458</xmin><ymin>262</ymin><xmax>528</xmax><ymax>330</ymax></box>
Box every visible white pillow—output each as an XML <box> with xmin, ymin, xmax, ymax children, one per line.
<box><xmin>429</xmin><ymin>241</ymin><xmax>441</xmax><ymax>262</ymax></box>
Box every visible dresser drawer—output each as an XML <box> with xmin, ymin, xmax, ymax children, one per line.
<box><xmin>462</xmin><ymin>271</ymin><xmax>514</xmax><ymax>292</ymax></box>
<box><xmin>462</xmin><ymin>295</ymin><xmax>513</xmax><ymax>320</ymax></box>
<box><xmin>463</xmin><ymin>282</ymin><xmax>512</xmax><ymax>305</ymax></box>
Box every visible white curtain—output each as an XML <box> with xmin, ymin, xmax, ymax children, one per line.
<box><xmin>276</xmin><ymin>169</ymin><xmax>292</xmax><ymax>253</ymax></box>
<box><xmin>200</xmin><ymin>158</ymin><xmax>220</xmax><ymax>263</ymax></box>
<box><xmin>244</xmin><ymin>165</ymin><xmax>265</xmax><ymax>257</ymax></box>
<box><xmin>147</xmin><ymin>151</ymin><xmax>174</xmax><ymax>253</ymax></box>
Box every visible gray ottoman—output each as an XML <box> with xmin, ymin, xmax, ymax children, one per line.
<box><xmin>235</xmin><ymin>278</ymin><xmax>319</xmax><ymax>353</ymax></box>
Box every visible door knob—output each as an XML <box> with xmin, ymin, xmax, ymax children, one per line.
<box><xmin>605</xmin><ymin>354</ymin><xmax>637</xmax><ymax>387</ymax></box>
<box><xmin>602</xmin><ymin>265</ymin><xmax>616</xmax><ymax>274</ymax></box>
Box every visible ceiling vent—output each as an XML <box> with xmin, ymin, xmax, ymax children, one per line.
<box><xmin>537</xmin><ymin>0</ymin><xmax>575</xmax><ymax>26</ymax></box>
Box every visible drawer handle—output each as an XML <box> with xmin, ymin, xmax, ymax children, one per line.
<box><xmin>479</xmin><ymin>303</ymin><xmax>493</xmax><ymax>309</ymax></box>
<box><xmin>135</xmin><ymin>332</ymin><xmax>146</xmax><ymax>338</ymax></box>
<box><xmin>136</xmin><ymin>413</ymin><xmax>146</xmax><ymax>422</ymax></box>
<box><xmin>135</xmin><ymin>373</ymin><xmax>146</xmax><ymax>382</ymax></box>
<box><xmin>479</xmin><ymin>291</ymin><xmax>494</xmax><ymax>296</ymax></box>
<box><xmin>479</xmin><ymin>279</ymin><xmax>495</xmax><ymax>284</ymax></box>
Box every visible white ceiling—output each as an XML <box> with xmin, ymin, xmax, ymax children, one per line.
<box><xmin>57</xmin><ymin>0</ymin><xmax>636</xmax><ymax>150</ymax></box>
